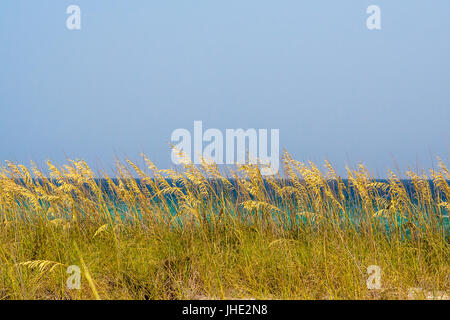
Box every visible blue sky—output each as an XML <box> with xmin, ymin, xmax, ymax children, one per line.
<box><xmin>0</xmin><ymin>1</ymin><xmax>449</xmax><ymax>176</ymax></box>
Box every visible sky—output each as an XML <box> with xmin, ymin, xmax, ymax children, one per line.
<box><xmin>0</xmin><ymin>1</ymin><xmax>449</xmax><ymax>177</ymax></box>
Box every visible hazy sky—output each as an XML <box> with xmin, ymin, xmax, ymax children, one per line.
<box><xmin>0</xmin><ymin>1</ymin><xmax>449</xmax><ymax>177</ymax></box>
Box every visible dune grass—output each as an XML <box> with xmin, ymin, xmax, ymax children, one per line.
<box><xmin>0</xmin><ymin>151</ymin><xmax>448</xmax><ymax>300</ymax></box>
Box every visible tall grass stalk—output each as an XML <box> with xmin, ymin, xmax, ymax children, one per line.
<box><xmin>0</xmin><ymin>151</ymin><xmax>448</xmax><ymax>299</ymax></box>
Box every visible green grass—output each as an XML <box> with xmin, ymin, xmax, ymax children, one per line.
<box><xmin>1</xmin><ymin>215</ymin><xmax>448</xmax><ymax>300</ymax></box>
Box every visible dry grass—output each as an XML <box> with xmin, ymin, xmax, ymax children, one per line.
<box><xmin>0</xmin><ymin>151</ymin><xmax>448</xmax><ymax>300</ymax></box>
